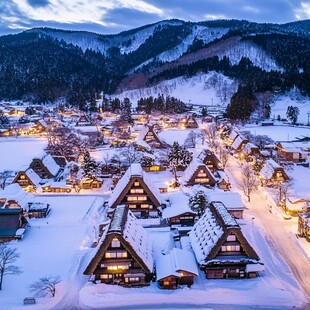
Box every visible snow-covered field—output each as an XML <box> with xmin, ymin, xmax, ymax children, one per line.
<box><xmin>241</xmin><ymin>124</ymin><xmax>310</xmax><ymax>142</ymax></box>
<box><xmin>111</xmin><ymin>72</ymin><xmax>237</xmax><ymax>107</ymax></box>
<box><xmin>0</xmin><ymin>137</ymin><xmax>47</xmax><ymax>172</ymax></box>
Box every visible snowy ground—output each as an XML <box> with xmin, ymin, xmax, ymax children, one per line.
<box><xmin>1</xmin><ymin>127</ymin><xmax>310</xmax><ymax>309</ymax></box>
<box><xmin>240</xmin><ymin>123</ymin><xmax>310</xmax><ymax>142</ymax></box>
<box><xmin>0</xmin><ymin>137</ymin><xmax>47</xmax><ymax>172</ymax></box>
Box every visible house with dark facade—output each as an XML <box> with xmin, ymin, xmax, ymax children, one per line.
<box><xmin>156</xmin><ymin>248</ymin><xmax>198</xmax><ymax>289</ymax></box>
<box><xmin>189</xmin><ymin>202</ymin><xmax>263</xmax><ymax>279</ymax></box>
<box><xmin>12</xmin><ymin>168</ymin><xmax>42</xmax><ymax>192</ymax></box>
<box><xmin>181</xmin><ymin>159</ymin><xmax>217</xmax><ymax>187</ymax></box>
<box><xmin>84</xmin><ymin>205</ymin><xmax>153</xmax><ymax>287</ymax></box>
<box><xmin>197</xmin><ymin>149</ymin><xmax>223</xmax><ymax>173</ymax></box>
<box><xmin>108</xmin><ymin>163</ymin><xmax>162</xmax><ymax>219</ymax></box>
<box><xmin>136</xmin><ymin>125</ymin><xmax>165</xmax><ymax>148</ymax></box>
<box><xmin>29</xmin><ymin>153</ymin><xmax>62</xmax><ymax>179</ymax></box>
<box><xmin>259</xmin><ymin>159</ymin><xmax>290</xmax><ymax>186</ymax></box>
<box><xmin>297</xmin><ymin>209</ymin><xmax>310</xmax><ymax>242</ymax></box>
<box><xmin>0</xmin><ymin>208</ymin><xmax>28</xmax><ymax>242</ymax></box>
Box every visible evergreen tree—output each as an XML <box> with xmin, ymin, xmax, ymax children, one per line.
<box><xmin>167</xmin><ymin>142</ymin><xmax>192</xmax><ymax>186</ymax></box>
<box><xmin>81</xmin><ymin>151</ymin><xmax>98</xmax><ymax>180</ymax></box>
<box><xmin>0</xmin><ymin>110</ymin><xmax>9</xmax><ymax>126</ymax></box>
<box><xmin>188</xmin><ymin>191</ymin><xmax>207</xmax><ymax>218</ymax></box>
<box><xmin>286</xmin><ymin>106</ymin><xmax>300</xmax><ymax>124</ymax></box>
<box><xmin>225</xmin><ymin>85</ymin><xmax>257</xmax><ymax>121</ymax></box>
<box><xmin>120</xmin><ymin>98</ymin><xmax>133</xmax><ymax>123</ymax></box>
<box><xmin>140</xmin><ymin>155</ymin><xmax>154</xmax><ymax>167</ymax></box>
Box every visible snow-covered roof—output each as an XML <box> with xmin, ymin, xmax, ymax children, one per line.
<box><xmin>108</xmin><ymin>163</ymin><xmax>162</xmax><ymax>207</ymax></box>
<box><xmin>162</xmin><ymin>191</ymin><xmax>196</xmax><ymax>219</ymax></box>
<box><xmin>25</xmin><ymin>168</ymin><xmax>42</xmax><ymax>186</ymax></box>
<box><xmin>110</xmin><ymin>205</ymin><xmax>153</xmax><ymax>271</ymax></box>
<box><xmin>189</xmin><ymin>202</ymin><xmax>239</xmax><ymax>264</ymax></box>
<box><xmin>245</xmin><ymin>263</ymin><xmax>265</xmax><ymax>272</ymax></box>
<box><xmin>243</xmin><ymin>142</ymin><xmax>259</xmax><ymax>155</ymax></box>
<box><xmin>206</xmin><ymin>191</ymin><xmax>244</xmax><ymax>211</ymax></box>
<box><xmin>189</xmin><ymin>207</ymin><xmax>224</xmax><ymax>264</ymax></box>
<box><xmin>259</xmin><ymin>158</ymin><xmax>282</xmax><ymax>180</ymax></box>
<box><xmin>231</xmin><ymin>135</ymin><xmax>247</xmax><ymax>150</ymax></box>
<box><xmin>212</xmin><ymin>202</ymin><xmax>239</xmax><ymax>227</ymax></box>
<box><xmin>0</xmin><ymin>183</ymin><xmax>33</xmax><ymax>209</ymax></box>
<box><xmin>228</xmin><ymin>129</ymin><xmax>238</xmax><ymax>141</ymax></box>
<box><xmin>214</xmin><ymin>170</ymin><xmax>230</xmax><ymax>183</ymax></box>
<box><xmin>181</xmin><ymin>158</ymin><xmax>215</xmax><ymax>185</ymax></box>
<box><xmin>156</xmin><ymin>248</ymin><xmax>198</xmax><ymax>281</ymax></box>
<box><xmin>42</xmin><ymin>154</ymin><xmax>61</xmax><ymax>177</ymax></box>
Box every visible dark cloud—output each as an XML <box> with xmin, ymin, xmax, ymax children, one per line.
<box><xmin>0</xmin><ymin>0</ymin><xmax>305</xmax><ymax>36</ymax></box>
<box><xmin>27</xmin><ymin>0</ymin><xmax>50</xmax><ymax>8</ymax></box>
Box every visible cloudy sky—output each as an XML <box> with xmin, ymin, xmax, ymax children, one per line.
<box><xmin>0</xmin><ymin>0</ymin><xmax>309</xmax><ymax>36</ymax></box>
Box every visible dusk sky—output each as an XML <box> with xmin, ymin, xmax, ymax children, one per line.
<box><xmin>0</xmin><ymin>0</ymin><xmax>310</xmax><ymax>36</ymax></box>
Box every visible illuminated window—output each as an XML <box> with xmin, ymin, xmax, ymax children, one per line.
<box><xmin>107</xmin><ymin>265</ymin><xmax>128</xmax><ymax>270</ymax></box>
<box><xmin>134</xmin><ymin>181</ymin><xmax>140</xmax><ymax>186</ymax></box>
<box><xmin>195</xmin><ymin>178</ymin><xmax>209</xmax><ymax>183</ymax></box>
<box><xmin>100</xmin><ymin>274</ymin><xmax>109</xmax><ymax>279</ymax></box>
<box><xmin>137</xmin><ymin>196</ymin><xmax>147</xmax><ymax>201</ymax></box>
<box><xmin>20</xmin><ymin>175</ymin><xmax>26</xmax><ymax>180</ymax></box>
<box><xmin>130</xmin><ymin>188</ymin><xmax>144</xmax><ymax>194</ymax></box>
<box><xmin>116</xmin><ymin>251</ymin><xmax>128</xmax><ymax>258</ymax></box>
<box><xmin>129</xmin><ymin>205</ymin><xmax>137</xmax><ymax>208</ymax></box>
<box><xmin>163</xmin><ymin>281</ymin><xmax>170</xmax><ymax>286</ymax></box>
<box><xmin>105</xmin><ymin>252</ymin><xmax>117</xmax><ymax>258</ymax></box>
<box><xmin>222</xmin><ymin>245</ymin><xmax>240</xmax><ymax>252</ymax></box>
<box><xmin>150</xmin><ymin>166</ymin><xmax>159</xmax><ymax>172</ymax></box>
<box><xmin>111</xmin><ymin>238</ymin><xmax>120</xmax><ymax>248</ymax></box>
<box><xmin>141</xmin><ymin>204</ymin><xmax>149</xmax><ymax>209</ymax></box>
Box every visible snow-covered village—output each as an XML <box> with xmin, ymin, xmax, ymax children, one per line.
<box><xmin>1</xmin><ymin>81</ymin><xmax>310</xmax><ymax>309</ymax></box>
<box><xmin>1</xmin><ymin>3</ymin><xmax>310</xmax><ymax>310</ymax></box>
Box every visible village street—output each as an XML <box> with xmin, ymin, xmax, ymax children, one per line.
<box><xmin>225</xmin><ymin>155</ymin><xmax>310</xmax><ymax>305</ymax></box>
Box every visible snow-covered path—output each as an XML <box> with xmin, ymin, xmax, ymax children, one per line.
<box><xmin>226</xmin><ymin>157</ymin><xmax>310</xmax><ymax>307</ymax></box>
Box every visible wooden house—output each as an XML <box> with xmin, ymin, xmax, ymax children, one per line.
<box><xmin>27</xmin><ymin>202</ymin><xmax>51</xmax><ymax>218</ymax></box>
<box><xmin>76</xmin><ymin>114</ymin><xmax>93</xmax><ymax>126</ymax></box>
<box><xmin>156</xmin><ymin>248</ymin><xmax>198</xmax><ymax>289</ymax></box>
<box><xmin>12</xmin><ymin>168</ymin><xmax>42</xmax><ymax>192</ymax></box>
<box><xmin>259</xmin><ymin>159</ymin><xmax>290</xmax><ymax>186</ymax></box>
<box><xmin>243</xmin><ymin>142</ymin><xmax>260</xmax><ymax>158</ymax></box>
<box><xmin>84</xmin><ymin>205</ymin><xmax>153</xmax><ymax>287</ymax></box>
<box><xmin>197</xmin><ymin>149</ymin><xmax>223</xmax><ymax>173</ymax></box>
<box><xmin>231</xmin><ymin>135</ymin><xmax>249</xmax><ymax>153</ymax></box>
<box><xmin>214</xmin><ymin>170</ymin><xmax>231</xmax><ymax>191</ymax></box>
<box><xmin>41</xmin><ymin>182</ymin><xmax>72</xmax><ymax>193</ymax></box>
<box><xmin>181</xmin><ymin>159</ymin><xmax>217</xmax><ymax>187</ymax></box>
<box><xmin>0</xmin><ymin>183</ymin><xmax>32</xmax><ymax>210</ymax></box>
<box><xmin>226</xmin><ymin>129</ymin><xmax>239</xmax><ymax>146</ymax></box>
<box><xmin>180</xmin><ymin>115</ymin><xmax>199</xmax><ymax>129</ymax></box>
<box><xmin>189</xmin><ymin>202</ymin><xmax>263</xmax><ymax>279</ymax></box>
<box><xmin>0</xmin><ymin>208</ymin><xmax>28</xmax><ymax>242</ymax></box>
<box><xmin>162</xmin><ymin>191</ymin><xmax>197</xmax><ymax>227</ymax></box>
<box><xmin>136</xmin><ymin>125</ymin><xmax>165</xmax><ymax>148</ymax></box>
<box><xmin>108</xmin><ymin>163</ymin><xmax>162</xmax><ymax>219</ymax></box>
<box><xmin>80</xmin><ymin>177</ymin><xmax>103</xmax><ymax>189</ymax></box>
<box><xmin>297</xmin><ymin>209</ymin><xmax>310</xmax><ymax>242</ymax></box>
<box><xmin>205</xmin><ymin>191</ymin><xmax>244</xmax><ymax>219</ymax></box>
<box><xmin>276</xmin><ymin>142</ymin><xmax>308</xmax><ymax>163</ymax></box>
<box><xmin>29</xmin><ymin>153</ymin><xmax>62</xmax><ymax>179</ymax></box>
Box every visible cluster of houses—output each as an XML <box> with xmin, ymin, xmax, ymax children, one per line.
<box><xmin>224</xmin><ymin>126</ymin><xmax>310</xmax><ymax>242</ymax></box>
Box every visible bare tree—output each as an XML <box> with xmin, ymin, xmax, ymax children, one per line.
<box><xmin>0</xmin><ymin>244</ymin><xmax>22</xmax><ymax>290</ymax></box>
<box><xmin>29</xmin><ymin>276</ymin><xmax>61</xmax><ymax>298</ymax></box>
<box><xmin>120</xmin><ymin>145</ymin><xmax>141</xmax><ymax>166</ymax></box>
<box><xmin>274</xmin><ymin>179</ymin><xmax>294</xmax><ymax>213</ymax></box>
<box><xmin>217</xmin><ymin>145</ymin><xmax>229</xmax><ymax>168</ymax></box>
<box><xmin>0</xmin><ymin>170</ymin><xmax>13</xmax><ymax>189</ymax></box>
<box><xmin>202</xmin><ymin>123</ymin><xmax>218</xmax><ymax>149</ymax></box>
<box><xmin>240</xmin><ymin>163</ymin><xmax>259</xmax><ymax>202</ymax></box>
